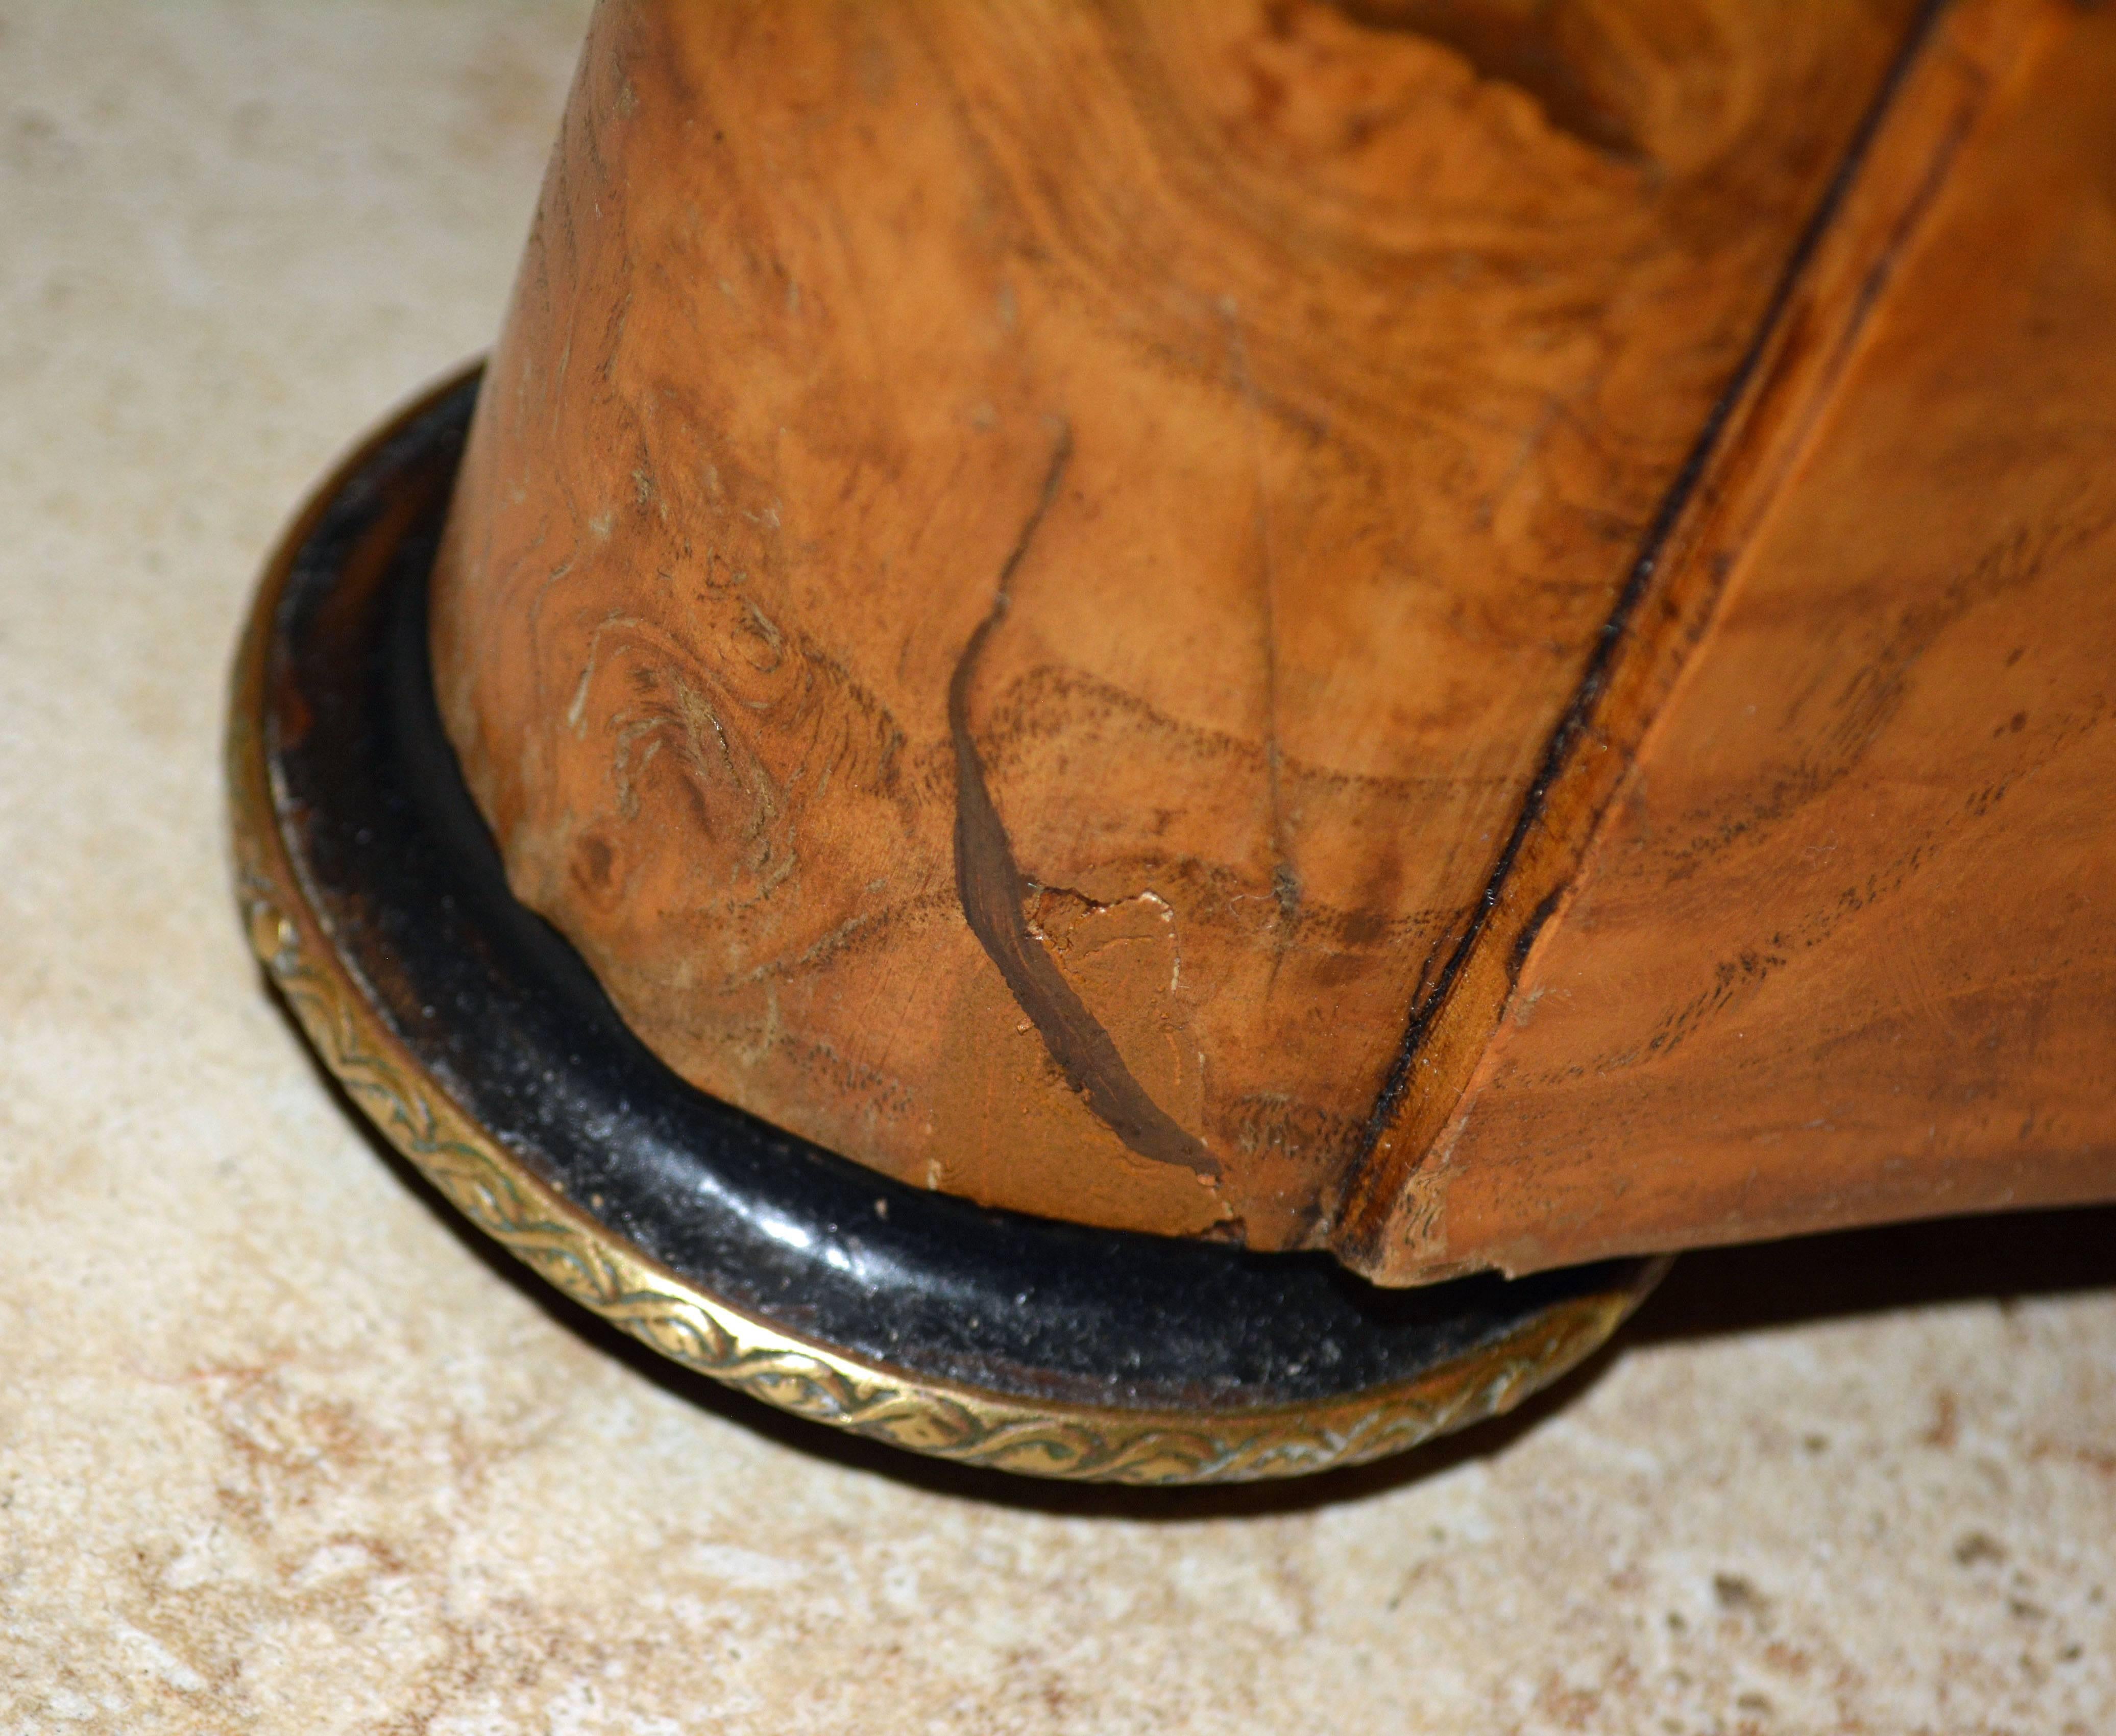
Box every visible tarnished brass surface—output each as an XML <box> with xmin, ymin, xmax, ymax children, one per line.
<box><xmin>226</xmin><ymin>375</ymin><xmax>1662</xmax><ymax>1484</ymax></box>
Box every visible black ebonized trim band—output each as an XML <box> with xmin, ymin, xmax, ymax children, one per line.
<box><xmin>265</xmin><ymin>374</ymin><xmax>1647</xmax><ymax>1415</ymax></box>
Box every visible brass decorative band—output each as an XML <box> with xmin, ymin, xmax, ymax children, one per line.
<box><xmin>225</xmin><ymin>377</ymin><xmax>1659</xmax><ymax>1485</ymax></box>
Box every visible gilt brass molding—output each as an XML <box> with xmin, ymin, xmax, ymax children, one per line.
<box><xmin>225</xmin><ymin>372</ymin><xmax>1663</xmax><ymax>1485</ymax></box>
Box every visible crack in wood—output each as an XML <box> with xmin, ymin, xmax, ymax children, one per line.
<box><xmin>947</xmin><ymin>428</ymin><xmax>1222</xmax><ymax>1183</ymax></box>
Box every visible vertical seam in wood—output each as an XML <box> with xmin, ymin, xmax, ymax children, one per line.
<box><xmin>1331</xmin><ymin>0</ymin><xmax>1981</xmax><ymax>1270</ymax></box>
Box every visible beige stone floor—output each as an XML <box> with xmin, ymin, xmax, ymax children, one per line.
<box><xmin>2</xmin><ymin>4</ymin><xmax>2112</xmax><ymax>1731</ymax></box>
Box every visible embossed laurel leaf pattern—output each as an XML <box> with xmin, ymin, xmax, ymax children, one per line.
<box><xmin>230</xmin><ymin>688</ymin><xmax>1622</xmax><ymax>1483</ymax></box>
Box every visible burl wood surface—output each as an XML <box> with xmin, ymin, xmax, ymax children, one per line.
<box><xmin>1352</xmin><ymin>0</ymin><xmax>2116</xmax><ymax>1282</ymax></box>
<box><xmin>431</xmin><ymin>0</ymin><xmax>1917</xmax><ymax>1254</ymax></box>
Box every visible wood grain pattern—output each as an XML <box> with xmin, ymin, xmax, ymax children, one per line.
<box><xmin>1359</xmin><ymin>0</ymin><xmax>2116</xmax><ymax>1281</ymax></box>
<box><xmin>431</xmin><ymin>0</ymin><xmax>1914</xmax><ymax>1253</ymax></box>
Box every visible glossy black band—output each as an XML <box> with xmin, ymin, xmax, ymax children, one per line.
<box><xmin>266</xmin><ymin>374</ymin><xmax>1647</xmax><ymax>1416</ymax></box>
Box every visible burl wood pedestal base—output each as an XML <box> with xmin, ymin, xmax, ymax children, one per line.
<box><xmin>226</xmin><ymin>374</ymin><xmax>1663</xmax><ymax>1484</ymax></box>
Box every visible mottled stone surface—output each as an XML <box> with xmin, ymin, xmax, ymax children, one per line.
<box><xmin>0</xmin><ymin>5</ymin><xmax>2111</xmax><ymax>1732</ymax></box>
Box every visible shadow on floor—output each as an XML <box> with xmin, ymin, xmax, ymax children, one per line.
<box><xmin>273</xmin><ymin>970</ymin><xmax>2115</xmax><ymax>1521</ymax></box>
<box><xmin>1626</xmin><ymin>1204</ymin><xmax>2116</xmax><ymax>1345</ymax></box>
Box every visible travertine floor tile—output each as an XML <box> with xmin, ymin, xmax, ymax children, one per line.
<box><xmin>1</xmin><ymin>6</ymin><xmax>2110</xmax><ymax>1731</ymax></box>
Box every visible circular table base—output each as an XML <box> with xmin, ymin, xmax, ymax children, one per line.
<box><xmin>226</xmin><ymin>369</ymin><xmax>1666</xmax><ymax>1484</ymax></box>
